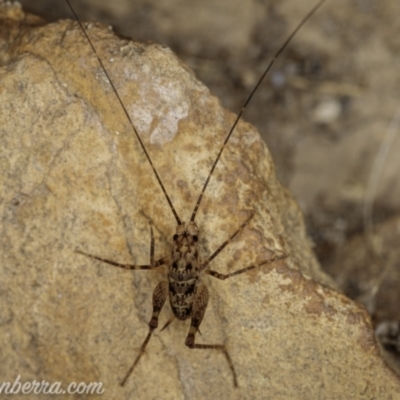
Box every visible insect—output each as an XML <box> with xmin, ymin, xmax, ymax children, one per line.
<box><xmin>67</xmin><ymin>0</ymin><xmax>326</xmax><ymax>388</ymax></box>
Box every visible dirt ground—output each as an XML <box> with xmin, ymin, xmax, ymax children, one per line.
<box><xmin>18</xmin><ymin>0</ymin><xmax>400</xmax><ymax>371</ymax></box>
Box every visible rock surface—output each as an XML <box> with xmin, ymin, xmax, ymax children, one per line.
<box><xmin>0</xmin><ymin>2</ymin><xmax>399</xmax><ymax>399</ymax></box>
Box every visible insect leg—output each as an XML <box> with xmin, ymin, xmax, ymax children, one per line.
<box><xmin>185</xmin><ymin>283</ymin><xmax>238</xmax><ymax>387</ymax></box>
<box><xmin>205</xmin><ymin>255</ymin><xmax>287</xmax><ymax>280</ymax></box>
<box><xmin>75</xmin><ymin>250</ymin><xmax>167</xmax><ymax>270</ymax></box>
<box><xmin>200</xmin><ymin>214</ymin><xmax>254</xmax><ymax>270</ymax></box>
<box><xmin>120</xmin><ymin>280</ymin><xmax>168</xmax><ymax>386</ymax></box>
<box><xmin>76</xmin><ymin>218</ymin><xmax>168</xmax><ymax>270</ymax></box>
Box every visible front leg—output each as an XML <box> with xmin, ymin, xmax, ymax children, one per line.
<box><xmin>205</xmin><ymin>254</ymin><xmax>287</xmax><ymax>280</ymax></box>
<box><xmin>75</xmin><ymin>250</ymin><xmax>168</xmax><ymax>270</ymax></box>
<box><xmin>76</xmin><ymin>217</ymin><xmax>168</xmax><ymax>270</ymax></box>
<box><xmin>200</xmin><ymin>214</ymin><xmax>254</xmax><ymax>270</ymax></box>
<box><xmin>185</xmin><ymin>283</ymin><xmax>238</xmax><ymax>387</ymax></box>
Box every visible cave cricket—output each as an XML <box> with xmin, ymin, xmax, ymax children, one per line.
<box><xmin>68</xmin><ymin>0</ymin><xmax>327</xmax><ymax>387</ymax></box>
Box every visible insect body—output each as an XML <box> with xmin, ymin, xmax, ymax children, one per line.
<box><xmin>77</xmin><ymin>212</ymin><xmax>259</xmax><ymax>387</ymax></box>
<box><xmin>68</xmin><ymin>0</ymin><xmax>326</xmax><ymax>388</ymax></box>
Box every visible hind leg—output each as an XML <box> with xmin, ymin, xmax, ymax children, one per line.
<box><xmin>185</xmin><ymin>283</ymin><xmax>238</xmax><ymax>387</ymax></box>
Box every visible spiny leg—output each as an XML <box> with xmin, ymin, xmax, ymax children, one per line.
<box><xmin>185</xmin><ymin>283</ymin><xmax>238</xmax><ymax>387</ymax></box>
<box><xmin>75</xmin><ymin>218</ymin><xmax>168</xmax><ymax>270</ymax></box>
<box><xmin>75</xmin><ymin>249</ymin><xmax>167</xmax><ymax>270</ymax></box>
<box><xmin>121</xmin><ymin>280</ymin><xmax>168</xmax><ymax>386</ymax></box>
<box><xmin>205</xmin><ymin>254</ymin><xmax>287</xmax><ymax>280</ymax></box>
<box><xmin>200</xmin><ymin>214</ymin><xmax>254</xmax><ymax>270</ymax></box>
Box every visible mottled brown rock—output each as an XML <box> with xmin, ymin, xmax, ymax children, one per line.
<box><xmin>1</xmin><ymin>2</ymin><xmax>399</xmax><ymax>399</ymax></box>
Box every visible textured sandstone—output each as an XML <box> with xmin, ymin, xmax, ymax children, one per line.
<box><xmin>0</xmin><ymin>2</ymin><xmax>399</xmax><ymax>399</ymax></box>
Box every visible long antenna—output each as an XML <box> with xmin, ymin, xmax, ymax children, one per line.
<box><xmin>65</xmin><ymin>0</ymin><xmax>182</xmax><ymax>226</ymax></box>
<box><xmin>190</xmin><ymin>0</ymin><xmax>327</xmax><ymax>223</ymax></box>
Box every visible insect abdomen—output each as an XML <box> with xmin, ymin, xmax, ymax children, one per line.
<box><xmin>168</xmin><ymin>262</ymin><xmax>199</xmax><ymax>320</ymax></box>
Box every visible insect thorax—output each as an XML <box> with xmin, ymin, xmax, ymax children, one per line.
<box><xmin>168</xmin><ymin>222</ymin><xmax>201</xmax><ymax>320</ymax></box>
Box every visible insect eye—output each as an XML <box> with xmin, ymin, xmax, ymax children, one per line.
<box><xmin>193</xmin><ymin>235</ymin><xmax>198</xmax><ymax>242</ymax></box>
<box><xmin>173</xmin><ymin>234</ymin><xmax>178</xmax><ymax>241</ymax></box>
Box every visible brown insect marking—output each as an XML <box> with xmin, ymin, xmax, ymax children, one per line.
<box><xmin>169</xmin><ymin>222</ymin><xmax>201</xmax><ymax>320</ymax></box>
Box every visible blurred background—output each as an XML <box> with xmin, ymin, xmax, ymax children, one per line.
<box><xmin>18</xmin><ymin>0</ymin><xmax>400</xmax><ymax>370</ymax></box>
